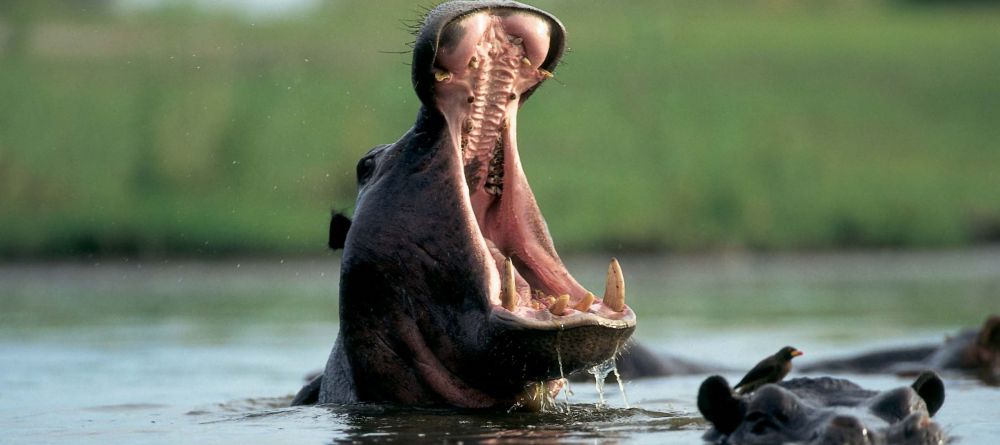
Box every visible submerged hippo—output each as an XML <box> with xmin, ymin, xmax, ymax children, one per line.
<box><xmin>698</xmin><ymin>372</ymin><xmax>946</xmax><ymax>444</ymax></box>
<box><xmin>293</xmin><ymin>1</ymin><xmax>635</xmax><ymax>408</ymax></box>
<box><xmin>801</xmin><ymin>315</ymin><xmax>1000</xmax><ymax>384</ymax></box>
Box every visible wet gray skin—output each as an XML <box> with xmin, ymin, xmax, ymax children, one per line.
<box><xmin>698</xmin><ymin>372</ymin><xmax>947</xmax><ymax>445</ymax></box>
<box><xmin>293</xmin><ymin>1</ymin><xmax>635</xmax><ymax>409</ymax></box>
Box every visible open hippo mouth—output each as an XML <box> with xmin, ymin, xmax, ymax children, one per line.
<box><xmin>300</xmin><ymin>1</ymin><xmax>636</xmax><ymax>409</ymax></box>
<box><xmin>426</xmin><ymin>3</ymin><xmax>634</xmax><ymax>330</ymax></box>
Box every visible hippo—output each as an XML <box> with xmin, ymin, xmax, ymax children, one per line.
<box><xmin>292</xmin><ymin>1</ymin><xmax>635</xmax><ymax>408</ymax></box>
<box><xmin>597</xmin><ymin>316</ymin><xmax>1000</xmax><ymax>383</ymax></box>
<box><xmin>801</xmin><ymin>315</ymin><xmax>1000</xmax><ymax>384</ymax></box>
<box><xmin>698</xmin><ymin>371</ymin><xmax>946</xmax><ymax>444</ymax></box>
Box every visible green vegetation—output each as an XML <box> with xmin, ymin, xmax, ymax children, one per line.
<box><xmin>2</xmin><ymin>1</ymin><xmax>1000</xmax><ymax>256</ymax></box>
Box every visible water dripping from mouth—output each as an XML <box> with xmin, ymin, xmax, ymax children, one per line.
<box><xmin>587</xmin><ymin>358</ymin><xmax>615</xmax><ymax>408</ymax></box>
<box><xmin>555</xmin><ymin>337</ymin><xmax>572</xmax><ymax>414</ymax></box>
<box><xmin>613</xmin><ymin>341</ymin><xmax>631</xmax><ymax>408</ymax></box>
<box><xmin>612</xmin><ymin>365</ymin><xmax>630</xmax><ymax>409</ymax></box>
<box><xmin>587</xmin><ymin>343</ymin><xmax>631</xmax><ymax>409</ymax></box>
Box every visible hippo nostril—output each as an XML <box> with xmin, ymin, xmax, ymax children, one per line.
<box><xmin>906</xmin><ymin>413</ymin><xmax>930</xmax><ymax>435</ymax></box>
<box><xmin>750</xmin><ymin>419</ymin><xmax>778</xmax><ymax>435</ymax></box>
<box><xmin>831</xmin><ymin>415</ymin><xmax>865</xmax><ymax>431</ymax></box>
<box><xmin>825</xmin><ymin>415</ymin><xmax>872</xmax><ymax>444</ymax></box>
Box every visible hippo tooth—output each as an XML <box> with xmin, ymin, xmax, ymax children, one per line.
<box><xmin>434</xmin><ymin>70</ymin><xmax>452</xmax><ymax>82</ymax></box>
<box><xmin>548</xmin><ymin>295</ymin><xmax>569</xmax><ymax>315</ymax></box>
<box><xmin>603</xmin><ymin>258</ymin><xmax>625</xmax><ymax>312</ymax></box>
<box><xmin>502</xmin><ymin>257</ymin><xmax>518</xmax><ymax>311</ymax></box>
<box><xmin>573</xmin><ymin>292</ymin><xmax>595</xmax><ymax>312</ymax></box>
<box><xmin>521</xmin><ymin>57</ymin><xmax>532</xmax><ymax>67</ymax></box>
<box><xmin>543</xmin><ymin>295</ymin><xmax>556</xmax><ymax>307</ymax></box>
<box><xmin>468</xmin><ymin>56</ymin><xmax>479</xmax><ymax>70</ymax></box>
<box><xmin>538</xmin><ymin>69</ymin><xmax>553</xmax><ymax>79</ymax></box>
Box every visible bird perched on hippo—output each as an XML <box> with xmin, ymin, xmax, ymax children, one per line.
<box><xmin>733</xmin><ymin>346</ymin><xmax>803</xmax><ymax>395</ymax></box>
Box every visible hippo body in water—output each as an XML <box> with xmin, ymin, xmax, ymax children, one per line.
<box><xmin>293</xmin><ymin>1</ymin><xmax>635</xmax><ymax>408</ymax></box>
<box><xmin>801</xmin><ymin>315</ymin><xmax>1000</xmax><ymax>384</ymax></box>
<box><xmin>698</xmin><ymin>372</ymin><xmax>946</xmax><ymax>445</ymax></box>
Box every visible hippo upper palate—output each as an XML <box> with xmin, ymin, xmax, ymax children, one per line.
<box><xmin>425</xmin><ymin>2</ymin><xmax>627</xmax><ymax>322</ymax></box>
<box><xmin>295</xmin><ymin>1</ymin><xmax>636</xmax><ymax>409</ymax></box>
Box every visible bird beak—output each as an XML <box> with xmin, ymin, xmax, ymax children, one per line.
<box><xmin>792</xmin><ymin>350</ymin><xmax>804</xmax><ymax>357</ymax></box>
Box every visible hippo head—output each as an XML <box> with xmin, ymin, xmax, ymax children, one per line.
<box><xmin>698</xmin><ymin>372</ymin><xmax>946</xmax><ymax>444</ymax></box>
<box><xmin>929</xmin><ymin>315</ymin><xmax>1000</xmax><ymax>382</ymax></box>
<box><xmin>329</xmin><ymin>1</ymin><xmax>635</xmax><ymax>408</ymax></box>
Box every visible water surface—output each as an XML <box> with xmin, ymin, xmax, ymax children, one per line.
<box><xmin>1</xmin><ymin>249</ymin><xmax>999</xmax><ymax>444</ymax></box>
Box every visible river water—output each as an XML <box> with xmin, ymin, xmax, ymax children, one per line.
<box><xmin>1</xmin><ymin>249</ymin><xmax>999</xmax><ymax>444</ymax></box>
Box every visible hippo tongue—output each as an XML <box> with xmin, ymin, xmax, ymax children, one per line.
<box><xmin>432</xmin><ymin>10</ymin><xmax>589</xmax><ymax>311</ymax></box>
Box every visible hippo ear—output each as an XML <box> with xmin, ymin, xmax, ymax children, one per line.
<box><xmin>911</xmin><ymin>371</ymin><xmax>945</xmax><ymax>417</ymax></box>
<box><xmin>698</xmin><ymin>375</ymin><xmax>746</xmax><ymax>435</ymax></box>
<box><xmin>328</xmin><ymin>212</ymin><xmax>352</xmax><ymax>250</ymax></box>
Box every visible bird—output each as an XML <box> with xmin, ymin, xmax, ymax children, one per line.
<box><xmin>733</xmin><ymin>346</ymin><xmax>804</xmax><ymax>395</ymax></box>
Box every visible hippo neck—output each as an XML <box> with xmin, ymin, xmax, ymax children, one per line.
<box><xmin>329</xmin><ymin>106</ymin><xmax>502</xmax><ymax>407</ymax></box>
<box><xmin>332</xmin><ymin>313</ymin><xmax>498</xmax><ymax>407</ymax></box>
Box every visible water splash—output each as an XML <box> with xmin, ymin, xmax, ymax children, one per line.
<box><xmin>587</xmin><ymin>358</ymin><xmax>616</xmax><ymax>408</ymax></box>
<box><xmin>538</xmin><ymin>381</ymin><xmax>562</xmax><ymax>413</ymax></box>
<box><xmin>587</xmin><ymin>343</ymin><xmax>631</xmax><ymax>409</ymax></box>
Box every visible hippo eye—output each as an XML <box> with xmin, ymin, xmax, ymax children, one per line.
<box><xmin>357</xmin><ymin>156</ymin><xmax>376</xmax><ymax>184</ymax></box>
<box><xmin>750</xmin><ymin>418</ymin><xmax>779</xmax><ymax>435</ymax></box>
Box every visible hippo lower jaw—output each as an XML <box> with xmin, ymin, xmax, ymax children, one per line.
<box><xmin>430</xmin><ymin>6</ymin><xmax>636</xmax><ymax>331</ymax></box>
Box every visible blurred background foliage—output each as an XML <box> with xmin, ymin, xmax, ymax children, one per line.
<box><xmin>1</xmin><ymin>0</ymin><xmax>999</xmax><ymax>258</ymax></box>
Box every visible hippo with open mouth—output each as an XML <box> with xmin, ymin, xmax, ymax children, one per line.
<box><xmin>292</xmin><ymin>1</ymin><xmax>635</xmax><ymax>408</ymax></box>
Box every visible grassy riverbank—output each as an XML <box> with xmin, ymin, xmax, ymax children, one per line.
<box><xmin>2</xmin><ymin>1</ymin><xmax>1000</xmax><ymax>256</ymax></box>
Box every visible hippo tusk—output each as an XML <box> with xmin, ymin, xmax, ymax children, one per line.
<box><xmin>603</xmin><ymin>258</ymin><xmax>625</xmax><ymax>312</ymax></box>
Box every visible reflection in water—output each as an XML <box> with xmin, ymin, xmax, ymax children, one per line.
<box><xmin>197</xmin><ymin>403</ymin><xmax>705</xmax><ymax>444</ymax></box>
